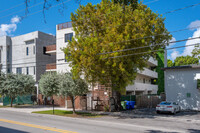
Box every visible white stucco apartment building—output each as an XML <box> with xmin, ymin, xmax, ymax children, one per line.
<box><xmin>163</xmin><ymin>65</ymin><xmax>200</xmax><ymax>111</ymax></box>
<box><xmin>46</xmin><ymin>22</ymin><xmax>159</xmax><ymax>95</ymax></box>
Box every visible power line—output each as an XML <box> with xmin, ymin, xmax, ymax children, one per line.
<box><xmin>1</xmin><ymin>33</ymin><xmax>200</xmax><ymax>64</ymax></box>
<box><xmin>109</xmin><ymin>43</ymin><xmax>200</xmax><ymax>59</ymax></box>
<box><xmin>2</xmin><ymin>24</ymin><xmax>200</xmax><ymax>49</ymax></box>
<box><xmin>1</xmin><ymin>42</ymin><xmax>200</xmax><ymax>69</ymax></box>
<box><xmin>0</xmin><ymin>3</ymin><xmax>24</xmax><ymax>14</ymax></box>
<box><xmin>163</xmin><ymin>2</ymin><xmax>200</xmax><ymax>15</ymax></box>
<box><xmin>98</xmin><ymin>36</ymin><xmax>200</xmax><ymax>55</ymax></box>
<box><xmin>0</xmin><ymin>1</ymin><xmax>44</xmax><ymax>20</ymax></box>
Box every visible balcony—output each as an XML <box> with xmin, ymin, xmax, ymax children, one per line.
<box><xmin>46</xmin><ymin>63</ymin><xmax>56</xmax><ymax>71</ymax></box>
<box><xmin>45</xmin><ymin>45</ymin><xmax>56</xmax><ymax>54</ymax></box>
<box><xmin>126</xmin><ymin>82</ymin><xmax>158</xmax><ymax>92</ymax></box>
<box><xmin>57</xmin><ymin>22</ymin><xmax>72</xmax><ymax>30</ymax></box>
<box><xmin>148</xmin><ymin>57</ymin><xmax>158</xmax><ymax>66</ymax></box>
<box><xmin>138</xmin><ymin>68</ymin><xmax>158</xmax><ymax>78</ymax></box>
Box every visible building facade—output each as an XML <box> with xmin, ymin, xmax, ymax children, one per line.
<box><xmin>0</xmin><ymin>31</ymin><xmax>56</xmax><ymax>97</ymax></box>
<box><xmin>126</xmin><ymin>57</ymin><xmax>158</xmax><ymax>95</ymax></box>
<box><xmin>164</xmin><ymin>65</ymin><xmax>200</xmax><ymax>111</ymax></box>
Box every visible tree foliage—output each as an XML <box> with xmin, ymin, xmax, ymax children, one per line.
<box><xmin>59</xmin><ymin>73</ymin><xmax>88</xmax><ymax>113</ymax></box>
<box><xmin>113</xmin><ymin>0</ymin><xmax>138</xmax><ymax>9</ymax></box>
<box><xmin>39</xmin><ymin>72</ymin><xmax>60</xmax><ymax>97</ymax></box>
<box><xmin>167</xmin><ymin>59</ymin><xmax>173</xmax><ymax>67</ymax></box>
<box><xmin>192</xmin><ymin>45</ymin><xmax>200</xmax><ymax>59</ymax></box>
<box><xmin>0</xmin><ymin>73</ymin><xmax>35</xmax><ymax>107</ymax></box>
<box><xmin>64</xmin><ymin>0</ymin><xmax>171</xmax><ymax>92</ymax></box>
<box><xmin>168</xmin><ymin>56</ymin><xmax>199</xmax><ymax>67</ymax></box>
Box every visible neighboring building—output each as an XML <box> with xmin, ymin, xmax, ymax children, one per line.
<box><xmin>126</xmin><ymin>57</ymin><xmax>158</xmax><ymax>95</ymax></box>
<box><xmin>0</xmin><ymin>36</ymin><xmax>12</xmax><ymax>74</ymax></box>
<box><xmin>163</xmin><ymin>65</ymin><xmax>200</xmax><ymax>111</ymax></box>
<box><xmin>0</xmin><ymin>31</ymin><xmax>56</xmax><ymax>97</ymax></box>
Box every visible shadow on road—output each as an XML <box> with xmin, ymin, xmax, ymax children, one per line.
<box><xmin>110</xmin><ymin>108</ymin><xmax>200</xmax><ymax>119</ymax></box>
<box><xmin>0</xmin><ymin>126</ymin><xmax>28</xmax><ymax>133</ymax></box>
<box><xmin>187</xmin><ymin>129</ymin><xmax>200</xmax><ymax>133</ymax></box>
<box><xmin>146</xmin><ymin>130</ymin><xmax>178</xmax><ymax>133</ymax></box>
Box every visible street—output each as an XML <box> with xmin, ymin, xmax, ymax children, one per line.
<box><xmin>0</xmin><ymin>109</ymin><xmax>200</xmax><ymax>133</ymax></box>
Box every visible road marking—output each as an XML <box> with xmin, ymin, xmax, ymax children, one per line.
<box><xmin>0</xmin><ymin>118</ymin><xmax>77</xmax><ymax>133</ymax></box>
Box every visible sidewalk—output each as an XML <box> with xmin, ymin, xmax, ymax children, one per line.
<box><xmin>0</xmin><ymin>105</ymin><xmax>70</xmax><ymax>113</ymax></box>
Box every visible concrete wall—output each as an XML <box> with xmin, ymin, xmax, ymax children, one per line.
<box><xmin>56</xmin><ymin>27</ymin><xmax>73</xmax><ymax>73</ymax></box>
<box><xmin>11</xmin><ymin>32</ymin><xmax>38</xmax><ymax>80</ymax></box>
<box><xmin>165</xmin><ymin>68</ymin><xmax>200</xmax><ymax>110</ymax></box>
<box><xmin>36</xmin><ymin>31</ymin><xmax>56</xmax><ymax>82</ymax></box>
<box><xmin>0</xmin><ymin>36</ymin><xmax>12</xmax><ymax>73</ymax></box>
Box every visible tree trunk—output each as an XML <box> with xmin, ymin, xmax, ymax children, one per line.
<box><xmin>10</xmin><ymin>97</ymin><xmax>14</xmax><ymax>107</ymax></box>
<box><xmin>71</xmin><ymin>96</ymin><xmax>76</xmax><ymax>114</ymax></box>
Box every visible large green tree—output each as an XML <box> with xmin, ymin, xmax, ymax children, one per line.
<box><xmin>174</xmin><ymin>56</ymin><xmax>199</xmax><ymax>66</ymax></box>
<box><xmin>0</xmin><ymin>73</ymin><xmax>35</xmax><ymax>107</ymax></box>
<box><xmin>168</xmin><ymin>56</ymin><xmax>199</xmax><ymax>67</ymax></box>
<box><xmin>58</xmin><ymin>73</ymin><xmax>88</xmax><ymax>114</ymax></box>
<box><xmin>64</xmin><ymin>0</ymin><xmax>171</xmax><ymax>93</ymax></box>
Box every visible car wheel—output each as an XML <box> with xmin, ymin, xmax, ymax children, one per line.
<box><xmin>156</xmin><ymin>111</ymin><xmax>160</xmax><ymax>114</ymax></box>
<box><xmin>173</xmin><ymin>109</ymin><xmax>176</xmax><ymax>115</ymax></box>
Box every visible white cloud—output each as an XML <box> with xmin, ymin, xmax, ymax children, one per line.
<box><xmin>11</xmin><ymin>16</ymin><xmax>20</xmax><ymax>23</ymax></box>
<box><xmin>188</xmin><ymin>20</ymin><xmax>200</xmax><ymax>30</ymax></box>
<box><xmin>170</xmin><ymin>50</ymin><xmax>180</xmax><ymax>61</ymax></box>
<box><xmin>169</xmin><ymin>28</ymin><xmax>200</xmax><ymax>61</ymax></box>
<box><xmin>0</xmin><ymin>16</ymin><xmax>20</xmax><ymax>37</ymax></box>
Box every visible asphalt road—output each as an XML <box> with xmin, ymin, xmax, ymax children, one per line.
<box><xmin>0</xmin><ymin>110</ymin><xmax>200</xmax><ymax>133</ymax></box>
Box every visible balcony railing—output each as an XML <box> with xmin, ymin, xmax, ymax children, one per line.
<box><xmin>46</xmin><ymin>63</ymin><xmax>56</xmax><ymax>71</ymax></box>
<box><xmin>148</xmin><ymin>57</ymin><xmax>158</xmax><ymax>66</ymax></box>
<box><xmin>138</xmin><ymin>68</ymin><xmax>158</xmax><ymax>78</ymax></box>
<box><xmin>126</xmin><ymin>82</ymin><xmax>158</xmax><ymax>91</ymax></box>
<box><xmin>45</xmin><ymin>45</ymin><xmax>56</xmax><ymax>54</ymax></box>
<box><xmin>57</xmin><ymin>22</ymin><xmax>72</xmax><ymax>30</ymax></box>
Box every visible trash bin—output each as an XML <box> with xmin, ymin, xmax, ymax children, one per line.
<box><xmin>126</xmin><ymin>101</ymin><xmax>131</xmax><ymax>110</ymax></box>
<box><xmin>121</xmin><ymin>101</ymin><xmax>127</xmax><ymax>110</ymax></box>
<box><xmin>130</xmin><ymin>101</ymin><xmax>135</xmax><ymax>109</ymax></box>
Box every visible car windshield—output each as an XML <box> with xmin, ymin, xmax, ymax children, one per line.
<box><xmin>160</xmin><ymin>102</ymin><xmax>171</xmax><ymax>105</ymax></box>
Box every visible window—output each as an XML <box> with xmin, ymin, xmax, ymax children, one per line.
<box><xmin>186</xmin><ymin>93</ymin><xmax>191</xmax><ymax>98</ymax></box>
<box><xmin>16</xmin><ymin>67</ymin><xmax>22</xmax><ymax>74</ymax></box>
<box><xmin>7</xmin><ymin>68</ymin><xmax>10</xmax><ymax>73</ymax></box>
<box><xmin>143</xmin><ymin>78</ymin><xmax>145</xmax><ymax>83</ymax></box>
<box><xmin>25</xmin><ymin>40</ymin><xmax>34</xmax><ymax>45</ymax></box>
<box><xmin>26</xmin><ymin>67</ymin><xmax>29</xmax><ymax>75</ymax></box>
<box><xmin>33</xmin><ymin>66</ymin><xmax>36</xmax><ymax>75</ymax></box>
<box><xmin>7</xmin><ymin>49</ymin><xmax>9</xmax><ymax>62</ymax></box>
<box><xmin>65</xmin><ymin>33</ymin><xmax>73</xmax><ymax>42</ymax></box>
<box><xmin>33</xmin><ymin>45</ymin><xmax>35</xmax><ymax>54</ymax></box>
<box><xmin>26</xmin><ymin>47</ymin><xmax>29</xmax><ymax>56</ymax></box>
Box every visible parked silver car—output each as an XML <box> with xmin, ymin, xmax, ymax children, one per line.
<box><xmin>156</xmin><ymin>101</ymin><xmax>181</xmax><ymax>114</ymax></box>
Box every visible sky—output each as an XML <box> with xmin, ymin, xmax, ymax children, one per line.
<box><xmin>0</xmin><ymin>0</ymin><xmax>200</xmax><ymax>61</ymax></box>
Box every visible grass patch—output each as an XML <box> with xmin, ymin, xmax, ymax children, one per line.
<box><xmin>32</xmin><ymin>110</ymin><xmax>102</xmax><ymax>118</ymax></box>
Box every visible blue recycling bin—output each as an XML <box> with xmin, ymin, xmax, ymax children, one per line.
<box><xmin>125</xmin><ymin>100</ymin><xmax>131</xmax><ymax>110</ymax></box>
<box><xmin>130</xmin><ymin>101</ymin><xmax>135</xmax><ymax>109</ymax></box>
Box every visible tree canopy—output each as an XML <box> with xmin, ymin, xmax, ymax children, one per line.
<box><xmin>39</xmin><ymin>72</ymin><xmax>60</xmax><ymax>97</ymax></box>
<box><xmin>168</xmin><ymin>55</ymin><xmax>199</xmax><ymax>67</ymax></box>
<box><xmin>167</xmin><ymin>59</ymin><xmax>173</xmax><ymax>67</ymax></box>
<box><xmin>59</xmin><ymin>73</ymin><xmax>88</xmax><ymax>113</ymax></box>
<box><xmin>192</xmin><ymin>45</ymin><xmax>200</xmax><ymax>59</ymax></box>
<box><xmin>0</xmin><ymin>73</ymin><xmax>35</xmax><ymax>107</ymax></box>
<box><xmin>64</xmin><ymin>0</ymin><xmax>171</xmax><ymax>92</ymax></box>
